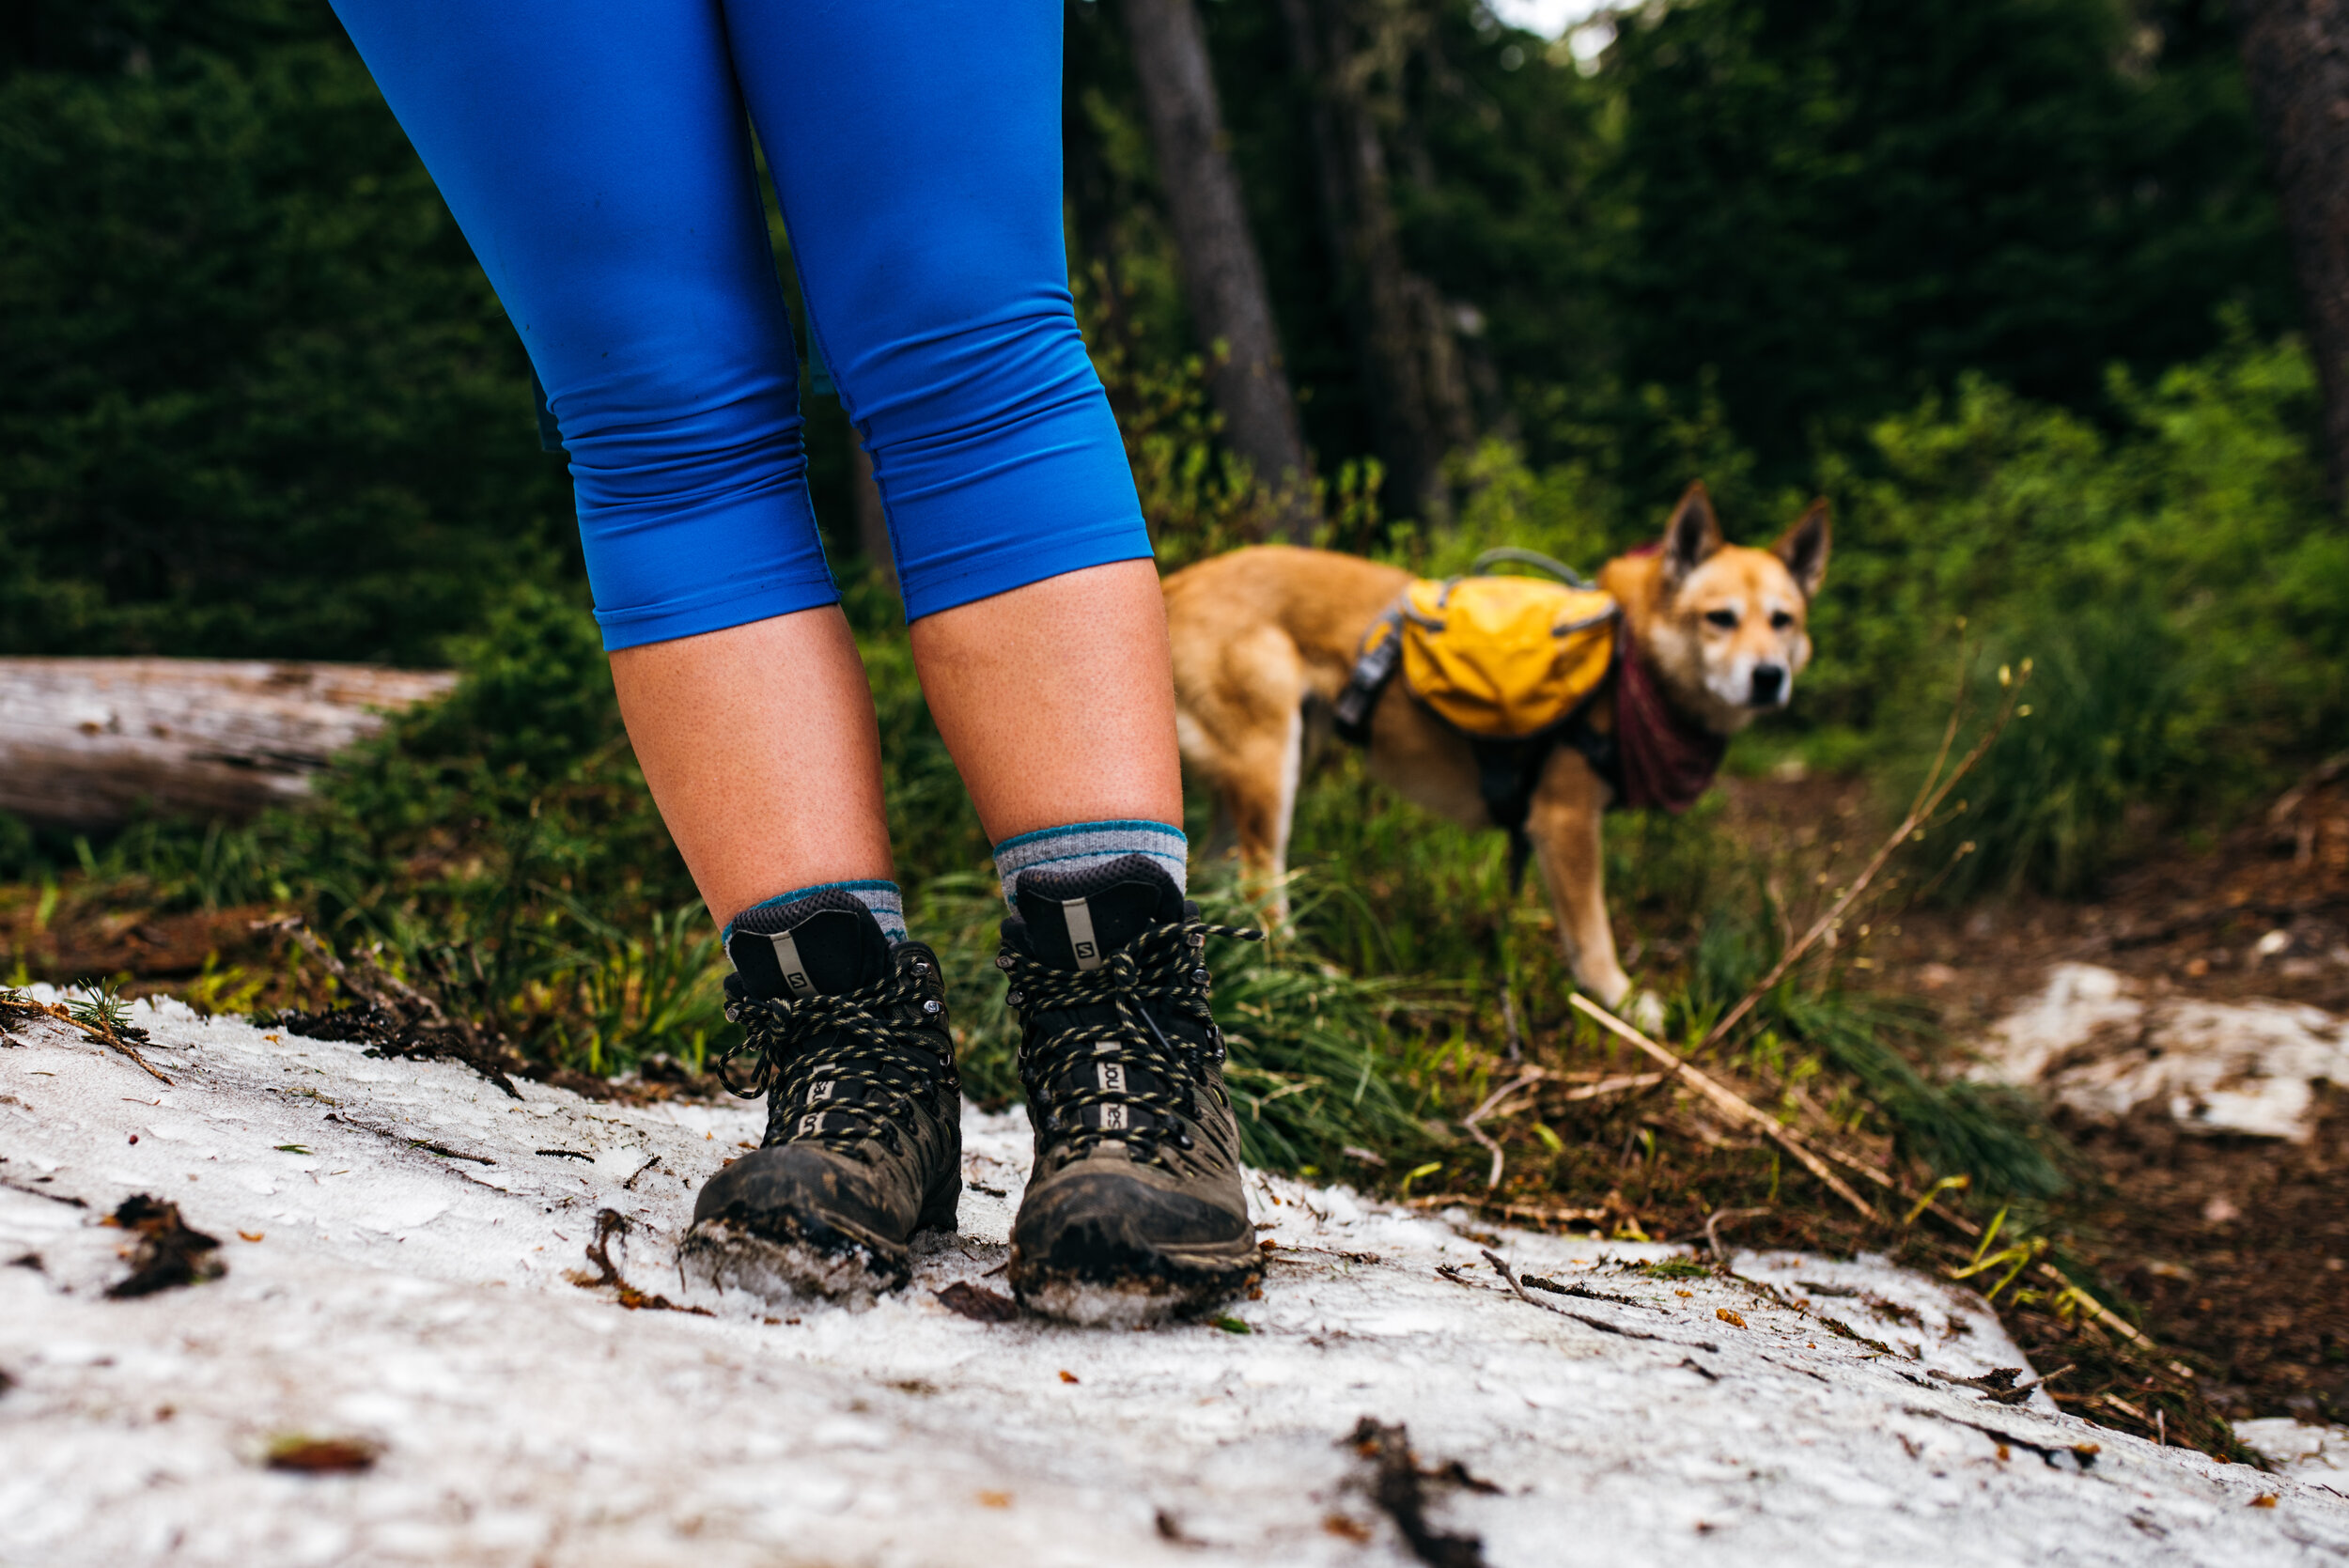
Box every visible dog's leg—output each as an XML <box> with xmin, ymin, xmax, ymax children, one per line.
<box><xmin>1268</xmin><ymin>703</ymin><xmax>1302</xmax><ymax>908</ymax></box>
<box><xmin>1526</xmin><ymin>751</ymin><xmax>1664</xmax><ymax>1033</ymax></box>
<box><xmin>1190</xmin><ymin>628</ymin><xmax>1308</xmax><ymax>924</ymax></box>
<box><xmin>1220</xmin><ymin>703</ymin><xmax>1302</xmax><ymax>924</ymax></box>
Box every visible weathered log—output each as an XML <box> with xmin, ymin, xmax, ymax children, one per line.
<box><xmin>0</xmin><ymin>659</ymin><xmax>456</xmax><ymax>829</ymax></box>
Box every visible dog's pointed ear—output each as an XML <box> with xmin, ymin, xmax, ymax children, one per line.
<box><xmin>1772</xmin><ymin>499</ymin><xmax>1831</xmax><ymax>600</ymax></box>
<box><xmin>1660</xmin><ymin>481</ymin><xmax>1723</xmax><ymax>586</ymax></box>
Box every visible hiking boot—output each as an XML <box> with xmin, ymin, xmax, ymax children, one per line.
<box><xmin>998</xmin><ymin>856</ymin><xmax>1263</xmax><ymax>1326</ymax></box>
<box><xmin>680</xmin><ymin>891</ymin><xmax>960</xmax><ymax>1304</ymax></box>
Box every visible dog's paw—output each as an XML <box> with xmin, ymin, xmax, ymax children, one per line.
<box><xmin>1623</xmin><ymin>988</ymin><xmax>1668</xmax><ymax>1037</ymax></box>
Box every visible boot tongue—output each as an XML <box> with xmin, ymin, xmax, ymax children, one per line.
<box><xmin>725</xmin><ymin>890</ymin><xmax>893</xmax><ymax>1001</ymax></box>
<box><xmin>1014</xmin><ymin>855</ymin><xmax>1186</xmax><ymax>971</ymax></box>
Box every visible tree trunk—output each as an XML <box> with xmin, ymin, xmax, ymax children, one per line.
<box><xmin>1118</xmin><ymin>0</ymin><xmax>1315</xmax><ymax>527</ymax></box>
<box><xmin>1278</xmin><ymin>0</ymin><xmax>1470</xmax><ymax>526</ymax></box>
<box><xmin>2236</xmin><ymin>0</ymin><xmax>2349</xmax><ymax>503</ymax></box>
<box><xmin>0</xmin><ymin>660</ymin><xmax>455</xmax><ymax>828</ymax></box>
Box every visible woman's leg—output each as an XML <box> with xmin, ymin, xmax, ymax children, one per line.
<box><xmin>735</xmin><ymin>0</ymin><xmax>1257</xmax><ymax>1324</ymax></box>
<box><xmin>327</xmin><ymin>0</ymin><xmax>894</xmax><ymax>921</ymax></box>
<box><xmin>724</xmin><ymin>0</ymin><xmax>1184</xmax><ymax>873</ymax></box>
<box><xmin>332</xmin><ymin>2</ymin><xmax>961</xmax><ymax>1303</ymax></box>
<box><xmin>907</xmin><ymin>561</ymin><xmax>1182</xmax><ymax>843</ymax></box>
<box><xmin>608</xmin><ymin>610</ymin><xmax>893</xmax><ymax>926</ymax></box>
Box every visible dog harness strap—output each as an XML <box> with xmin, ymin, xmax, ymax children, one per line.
<box><xmin>1467</xmin><ymin>734</ymin><xmax>1558</xmax><ymax>891</ymax></box>
<box><xmin>1331</xmin><ymin>595</ymin><xmax>1409</xmax><ymax>746</ymax></box>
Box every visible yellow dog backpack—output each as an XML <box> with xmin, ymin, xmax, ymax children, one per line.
<box><xmin>1330</xmin><ymin>549</ymin><xmax>1620</xmax><ymax>882</ymax></box>
<box><xmin>1331</xmin><ymin>549</ymin><xmax>1619</xmax><ymax>742</ymax></box>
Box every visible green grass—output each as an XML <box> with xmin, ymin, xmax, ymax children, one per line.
<box><xmin>0</xmin><ymin>536</ymin><xmax>2074</xmax><ymax>1215</ymax></box>
<box><xmin>0</xmin><ymin>597</ymin><xmax>2067</xmax><ymax>1207</ymax></box>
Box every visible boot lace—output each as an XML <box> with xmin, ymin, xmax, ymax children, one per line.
<box><xmin>714</xmin><ymin>965</ymin><xmax>950</xmax><ymax>1154</ymax></box>
<box><xmin>1001</xmin><ymin>914</ymin><xmax>1260</xmax><ymax>1166</ymax></box>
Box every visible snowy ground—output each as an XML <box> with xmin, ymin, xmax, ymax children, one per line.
<box><xmin>2</xmin><ymin>999</ymin><xmax>2339</xmax><ymax>1567</ymax></box>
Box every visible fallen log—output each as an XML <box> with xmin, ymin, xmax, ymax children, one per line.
<box><xmin>0</xmin><ymin>658</ymin><xmax>456</xmax><ymax>829</ymax></box>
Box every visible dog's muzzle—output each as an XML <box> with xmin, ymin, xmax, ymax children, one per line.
<box><xmin>1750</xmin><ymin>663</ymin><xmax>1787</xmax><ymax>706</ymax></box>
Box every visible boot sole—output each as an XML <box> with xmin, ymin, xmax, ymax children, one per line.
<box><xmin>678</xmin><ymin>1218</ymin><xmax>906</xmax><ymax>1308</ymax></box>
<box><xmin>678</xmin><ymin>1185</ymin><xmax>960</xmax><ymax>1309</ymax></box>
<box><xmin>1010</xmin><ymin>1248</ymin><xmax>1261</xmax><ymax>1328</ymax></box>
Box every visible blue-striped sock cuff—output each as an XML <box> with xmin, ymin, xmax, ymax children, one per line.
<box><xmin>723</xmin><ymin>878</ymin><xmax>907</xmax><ymax>944</ymax></box>
<box><xmin>992</xmin><ymin>819</ymin><xmax>1188</xmax><ymax>908</ymax></box>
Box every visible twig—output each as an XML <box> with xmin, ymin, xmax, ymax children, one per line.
<box><xmin>1704</xmin><ymin>1206</ymin><xmax>1770</xmax><ymax>1261</ymax></box>
<box><xmin>1926</xmin><ymin>1364</ymin><xmax>2070</xmax><ymax>1405</ymax></box>
<box><xmin>1498</xmin><ymin>980</ymin><xmax>1524</xmax><ymax>1063</ymax></box>
<box><xmin>1557</xmin><ymin>1072</ymin><xmax>1670</xmax><ymax>1101</ymax></box>
<box><xmin>406</xmin><ymin>1138</ymin><xmax>495</xmax><ymax>1166</ymax></box>
<box><xmin>1480</xmin><ymin>1250</ymin><xmax>1719</xmax><ymax>1350</ymax></box>
<box><xmin>1812</xmin><ymin>1138</ymin><xmax>1897</xmax><ymax>1191</ymax></box>
<box><xmin>1404</xmin><ymin>1194</ymin><xmax>1610</xmax><ymax>1226</ymax></box>
<box><xmin>2</xmin><ymin>991</ymin><xmax>172</xmax><ymax>1085</ymax></box>
<box><xmin>1460</xmin><ymin>1069</ymin><xmax>1542</xmax><ymax>1190</ymax></box>
<box><xmin>1569</xmin><ymin>993</ymin><xmax>1879</xmax><ymax>1221</ymax></box>
<box><xmin>290</xmin><ymin>924</ymin><xmax>449</xmax><ymax>1027</ymax></box>
<box><xmin>1344</xmin><ymin>1420</ymin><xmax>1488</xmax><ymax>1568</ymax></box>
<box><xmin>1698</xmin><ymin>656</ymin><xmax>2030</xmax><ymax>1055</ymax></box>
<box><xmin>573</xmin><ymin>1208</ymin><xmax>710</xmax><ymax>1316</ymax></box>
<box><xmin>1902</xmin><ymin>1405</ymin><xmax>2100</xmax><ymax>1471</ymax></box>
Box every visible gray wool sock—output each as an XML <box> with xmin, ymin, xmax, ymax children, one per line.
<box><xmin>723</xmin><ymin>878</ymin><xmax>908</xmax><ymax>944</ymax></box>
<box><xmin>992</xmin><ymin>819</ymin><xmax>1188</xmax><ymax>907</ymax></box>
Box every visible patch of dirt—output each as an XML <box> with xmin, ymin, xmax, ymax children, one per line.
<box><xmin>104</xmin><ymin>1193</ymin><xmax>225</xmax><ymax>1297</ymax></box>
<box><xmin>2058</xmin><ymin>1094</ymin><xmax>2349</xmax><ymax>1426</ymax></box>
<box><xmin>1719</xmin><ymin>768</ymin><xmax>2349</xmax><ymax>1428</ymax></box>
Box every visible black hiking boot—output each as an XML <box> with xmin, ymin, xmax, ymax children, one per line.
<box><xmin>998</xmin><ymin>856</ymin><xmax>1264</xmax><ymax>1326</ymax></box>
<box><xmin>680</xmin><ymin>891</ymin><xmax>960</xmax><ymax>1305</ymax></box>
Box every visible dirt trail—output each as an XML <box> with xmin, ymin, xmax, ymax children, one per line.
<box><xmin>1721</xmin><ymin>770</ymin><xmax>2349</xmax><ymax>1430</ymax></box>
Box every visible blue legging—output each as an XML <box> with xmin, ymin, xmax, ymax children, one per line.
<box><xmin>330</xmin><ymin>0</ymin><xmax>1149</xmax><ymax>647</ymax></box>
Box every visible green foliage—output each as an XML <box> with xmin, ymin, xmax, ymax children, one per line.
<box><xmin>1077</xmin><ymin>264</ymin><xmax>1291</xmax><ymax>567</ymax></box>
<box><xmin>0</xmin><ymin>813</ymin><xmax>37</xmax><ymax>882</ymax></box>
<box><xmin>1596</xmin><ymin>0</ymin><xmax>2292</xmax><ymax>487</ymax></box>
<box><xmin>1818</xmin><ymin>330</ymin><xmax>2339</xmax><ymax>891</ymax></box>
<box><xmin>1774</xmin><ymin>990</ymin><xmax>2064</xmax><ymax>1201</ymax></box>
<box><xmin>0</xmin><ymin>0</ymin><xmax>572</xmax><ymax>662</ymax></box>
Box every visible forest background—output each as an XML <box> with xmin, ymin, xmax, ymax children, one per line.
<box><xmin>4</xmin><ymin>0</ymin><xmax>2336</xmax><ymax>874</ymax></box>
<box><xmin>2</xmin><ymin>0</ymin><xmax>2344</xmax><ymax>1444</ymax></box>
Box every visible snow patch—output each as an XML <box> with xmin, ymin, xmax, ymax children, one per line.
<box><xmin>2237</xmin><ymin>1419</ymin><xmax>2349</xmax><ymax>1493</ymax></box>
<box><xmin>1970</xmin><ymin>962</ymin><xmax>2349</xmax><ymax>1141</ymax></box>
<box><xmin>0</xmin><ymin>997</ymin><xmax>2337</xmax><ymax>1564</ymax></box>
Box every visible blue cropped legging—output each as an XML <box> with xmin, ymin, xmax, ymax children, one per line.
<box><xmin>331</xmin><ymin>0</ymin><xmax>1149</xmax><ymax>648</ymax></box>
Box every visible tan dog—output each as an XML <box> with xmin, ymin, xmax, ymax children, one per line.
<box><xmin>1163</xmin><ymin>482</ymin><xmax>1829</xmax><ymax>1022</ymax></box>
